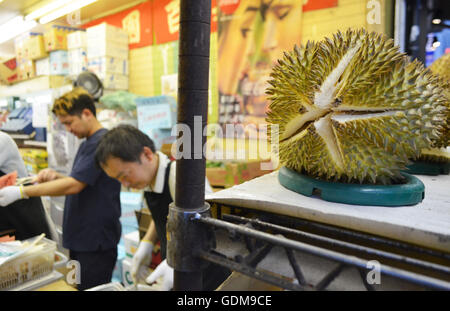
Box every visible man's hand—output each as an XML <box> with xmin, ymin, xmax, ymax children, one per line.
<box><xmin>0</xmin><ymin>186</ymin><xmax>28</xmax><ymax>206</ymax></box>
<box><xmin>145</xmin><ymin>259</ymin><xmax>173</xmax><ymax>291</ymax></box>
<box><xmin>37</xmin><ymin>168</ymin><xmax>59</xmax><ymax>183</ymax></box>
<box><xmin>131</xmin><ymin>240</ymin><xmax>154</xmax><ymax>284</ymax></box>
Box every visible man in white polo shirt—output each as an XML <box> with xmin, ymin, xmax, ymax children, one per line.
<box><xmin>95</xmin><ymin>124</ymin><xmax>229</xmax><ymax>291</ymax></box>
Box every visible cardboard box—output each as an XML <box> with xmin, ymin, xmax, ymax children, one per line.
<box><xmin>124</xmin><ymin>230</ymin><xmax>140</xmax><ymax>258</ymax></box>
<box><xmin>44</xmin><ymin>27</ymin><xmax>67</xmax><ymax>51</ymax></box>
<box><xmin>86</xmin><ymin>23</ymin><xmax>128</xmax><ymax>45</ymax></box>
<box><xmin>0</xmin><ymin>58</ymin><xmax>18</xmax><ymax>85</ymax></box>
<box><xmin>27</xmin><ymin>35</ymin><xmax>48</xmax><ymax>60</ymax></box>
<box><xmin>24</xmin><ymin>161</ymin><xmax>48</xmax><ymax>174</ymax></box>
<box><xmin>100</xmin><ymin>73</ymin><xmax>129</xmax><ymax>90</ymax></box>
<box><xmin>120</xmin><ymin>191</ymin><xmax>142</xmax><ymax>229</ymax></box>
<box><xmin>17</xmin><ymin>60</ymin><xmax>36</xmax><ymax>81</ymax></box>
<box><xmin>134</xmin><ymin>208</ymin><xmax>152</xmax><ymax>240</ymax></box>
<box><xmin>22</xmin><ymin>149</ymin><xmax>48</xmax><ymax>165</ymax></box>
<box><xmin>121</xmin><ymin>257</ymin><xmax>134</xmax><ymax>287</ymax></box>
<box><xmin>67</xmin><ymin>31</ymin><xmax>87</xmax><ymax>50</ymax></box>
<box><xmin>86</xmin><ymin>23</ymin><xmax>129</xmax><ymax>59</ymax></box>
<box><xmin>206</xmin><ymin>160</ymin><xmax>274</xmax><ymax>188</ymax></box>
<box><xmin>49</xmin><ymin>50</ymin><xmax>69</xmax><ymax>75</ymax></box>
<box><xmin>88</xmin><ymin>56</ymin><xmax>128</xmax><ymax>76</ymax></box>
<box><xmin>14</xmin><ymin>39</ymin><xmax>26</xmax><ymax>64</ymax></box>
<box><xmin>128</xmin><ymin>46</ymin><xmax>154</xmax><ymax>96</ymax></box>
<box><xmin>14</xmin><ymin>33</ymin><xmax>36</xmax><ymax>63</ymax></box>
<box><xmin>44</xmin><ymin>25</ymin><xmax>80</xmax><ymax>51</ymax></box>
<box><xmin>68</xmin><ymin>48</ymin><xmax>87</xmax><ymax>76</ymax></box>
<box><xmin>69</xmin><ymin>62</ymin><xmax>87</xmax><ymax>77</ymax></box>
<box><xmin>68</xmin><ymin>48</ymin><xmax>87</xmax><ymax>63</ymax></box>
<box><xmin>35</xmin><ymin>57</ymin><xmax>50</xmax><ymax>76</ymax></box>
<box><xmin>25</xmin><ymin>60</ymin><xmax>36</xmax><ymax>79</ymax></box>
<box><xmin>160</xmin><ymin>143</ymin><xmax>174</xmax><ymax>158</ymax></box>
<box><xmin>206</xmin><ymin>166</ymin><xmax>228</xmax><ymax>187</ymax></box>
<box><xmin>225</xmin><ymin>160</ymin><xmax>274</xmax><ymax>188</ymax></box>
<box><xmin>87</xmin><ymin>40</ymin><xmax>129</xmax><ymax>59</ymax></box>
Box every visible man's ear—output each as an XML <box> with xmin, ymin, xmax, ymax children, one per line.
<box><xmin>81</xmin><ymin>108</ymin><xmax>93</xmax><ymax>119</ymax></box>
<box><xmin>142</xmin><ymin>146</ymin><xmax>154</xmax><ymax>161</ymax></box>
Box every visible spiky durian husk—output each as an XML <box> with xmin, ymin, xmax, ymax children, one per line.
<box><xmin>415</xmin><ymin>53</ymin><xmax>450</xmax><ymax>163</ymax></box>
<box><xmin>418</xmin><ymin>148</ymin><xmax>450</xmax><ymax>163</ymax></box>
<box><xmin>429</xmin><ymin>53</ymin><xmax>450</xmax><ymax>83</ymax></box>
<box><xmin>266</xmin><ymin>28</ymin><xmax>447</xmax><ymax>184</ymax></box>
<box><xmin>427</xmin><ymin>53</ymin><xmax>450</xmax><ymax>149</ymax></box>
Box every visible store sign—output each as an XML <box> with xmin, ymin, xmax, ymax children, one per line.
<box><xmin>219</xmin><ymin>0</ymin><xmax>240</xmax><ymax>15</ymax></box>
<box><xmin>153</xmin><ymin>0</ymin><xmax>218</xmax><ymax>44</ymax></box>
<box><xmin>82</xmin><ymin>1</ymin><xmax>153</xmax><ymax>49</ymax></box>
<box><xmin>303</xmin><ymin>0</ymin><xmax>338</xmax><ymax>12</ymax></box>
<box><xmin>136</xmin><ymin>96</ymin><xmax>177</xmax><ymax>130</ymax></box>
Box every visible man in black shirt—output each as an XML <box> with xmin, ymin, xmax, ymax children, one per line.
<box><xmin>0</xmin><ymin>88</ymin><xmax>121</xmax><ymax>290</ymax></box>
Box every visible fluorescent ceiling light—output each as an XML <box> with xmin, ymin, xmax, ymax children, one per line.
<box><xmin>39</xmin><ymin>0</ymin><xmax>98</xmax><ymax>24</ymax></box>
<box><xmin>0</xmin><ymin>16</ymin><xmax>37</xmax><ymax>44</ymax></box>
<box><xmin>25</xmin><ymin>0</ymin><xmax>73</xmax><ymax>21</ymax></box>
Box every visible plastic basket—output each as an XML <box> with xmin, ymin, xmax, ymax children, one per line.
<box><xmin>0</xmin><ymin>236</ymin><xmax>56</xmax><ymax>290</ymax></box>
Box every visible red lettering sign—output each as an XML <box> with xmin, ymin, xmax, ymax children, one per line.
<box><xmin>303</xmin><ymin>0</ymin><xmax>338</xmax><ymax>12</ymax></box>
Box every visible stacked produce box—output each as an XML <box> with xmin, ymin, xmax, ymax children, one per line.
<box><xmin>14</xmin><ymin>33</ymin><xmax>39</xmax><ymax>81</ymax></box>
<box><xmin>86</xmin><ymin>23</ymin><xmax>129</xmax><ymax>91</ymax></box>
<box><xmin>34</xmin><ymin>25</ymin><xmax>80</xmax><ymax>77</ymax></box>
<box><xmin>19</xmin><ymin>148</ymin><xmax>48</xmax><ymax>175</ymax></box>
<box><xmin>67</xmin><ymin>30</ymin><xmax>88</xmax><ymax>78</ymax></box>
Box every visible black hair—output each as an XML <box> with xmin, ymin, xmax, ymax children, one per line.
<box><xmin>95</xmin><ymin>124</ymin><xmax>156</xmax><ymax>167</ymax></box>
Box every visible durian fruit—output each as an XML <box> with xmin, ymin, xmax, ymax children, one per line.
<box><xmin>266</xmin><ymin>28</ymin><xmax>448</xmax><ymax>185</ymax></box>
<box><xmin>429</xmin><ymin>52</ymin><xmax>450</xmax><ymax>83</ymax></box>
<box><xmin>416</xmin><ymin>53</ymin><xmax>450</xmax><ymax>163</ymax></box>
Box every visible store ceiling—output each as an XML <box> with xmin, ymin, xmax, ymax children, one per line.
<box><xmin>0</xmin><ymin>0</ymin><xmax>145</xmax><ymax>58</ymax></box>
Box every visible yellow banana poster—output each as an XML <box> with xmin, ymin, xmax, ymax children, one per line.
<box><xmin>218</xmin><ymin>0</ymin><xmax>303</xmax><ymax>138</ymax></box>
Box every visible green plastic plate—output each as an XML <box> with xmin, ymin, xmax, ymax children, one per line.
<box><xmin>278</xmin><ymin>167</ymin><xmax>425</xmax><ymax>207</ymax></box>
<box><xmin>405</xmin><ymin>161</ymin><xmax>450</xmax><ymax>176</ymax></box>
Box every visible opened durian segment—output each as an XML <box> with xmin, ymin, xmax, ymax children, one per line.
<box><xmin>281</xmin><ymin>40</ymin><xmax>362</xmax><ymax>141</ymax></box>
<box><xmin>314</xmin><ymin>43</ymin><xmax>362</xmax><ymax>109</ymax></box>
<box><xmin>314</xmin><ymin>115</ymin><xmax>344</xmax><ymax>170</ymax></box>
<box><xmin>281</xmin><ymin>108</ymin><xmax>327</xmax><ymax>140</ymax></box>
<box><xmin>279</xmin><ymin>124</ymin><xmax>344</xmax><ymax>180</ymax></box>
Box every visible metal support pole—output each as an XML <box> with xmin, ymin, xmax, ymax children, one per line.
<box><xmin>167</xmin><ymin>0</ymin><xmax>212</xmax><ymax>291</ymax></box>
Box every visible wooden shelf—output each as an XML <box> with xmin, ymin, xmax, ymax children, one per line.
<box><xmin>0</xmin><ymin>75</ymin><xmax>71</xmax><ymax>97</ymax></box>
<box><xmin>24</xmin><ymin>140</ymin><xmax>47</xmax><ymax>148</ymax></box>
<box><xmin>7</xmin><ymin>132</ymin><xmax>35</xmax><ymax>140</ymax></box>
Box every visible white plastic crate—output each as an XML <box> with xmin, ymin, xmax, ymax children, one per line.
<box><xmin>0</xmin><ymin>236</ymin><xmax>56</xmax><ymax>290</ymax></box>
